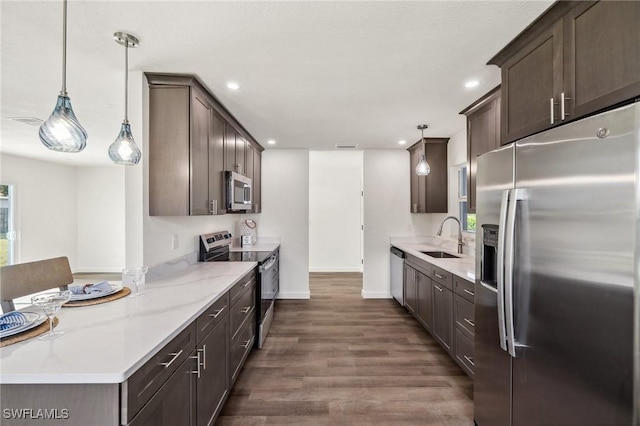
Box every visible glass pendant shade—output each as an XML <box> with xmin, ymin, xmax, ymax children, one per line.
<box><xmin>39</xmin><ymin>95</ymin><xmax>88</xmax><ymax>152</ymax></box>
<box><xmin>416</xmin><ymin>153</ymin><xmax>431</xmax><ymax>176</ymax></box>
<box><xmin>108</xmin><ymin>121</ymin><xmax>141</xmax><ymax>165</ymax></box>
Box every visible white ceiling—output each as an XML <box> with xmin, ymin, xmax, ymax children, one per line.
<box><xmin>1</xmin><ymin>0</ymin><xmax>553</xmax><ymax>166</ymax></box>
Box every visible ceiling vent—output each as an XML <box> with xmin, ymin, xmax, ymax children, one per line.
<box><xmin>335</xmin><ymin>144</ymin><xmax>358</xmax><ymax>149</ymax></box>
<box><xmin>7</xmin><ymin>117</ymin><xmax>44</xmax><ymax>127</ymax></box>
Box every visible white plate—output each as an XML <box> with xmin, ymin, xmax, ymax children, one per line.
<box><xmin>0</xmin><ymin>311</ymin><xmax>47</xmax><ymax>339</ymax></box>
<box><xmin>68</xmin><ymin>283</ymin><xmax>122</xmax><ymax>302</ymax></box>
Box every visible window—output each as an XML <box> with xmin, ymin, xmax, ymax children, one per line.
<box><xmin>0</xmin><ymin>184</ymin><xmax>15</xmax><ymax>266</ymax></box>
<box><xmin>457</xmin><ymin>167</ymin><xmax>476</xmax><ymax>232</ymax></box>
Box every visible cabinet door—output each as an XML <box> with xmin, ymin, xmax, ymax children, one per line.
<box><xmin>432</xmin><ymin>282</ymin><xmax>453</xmax><ymax>354</ymax></box>
<box><xmin>501</xmin><ymin>19</ymin><xmax>563</xmax><ymax>144</ymax></box>
<box><xmin>466</xmin><ymin>89</ymin><xmax>500</xmax><ymax>213</ymax></box>
<box><xmin>209</xmin><ymin>111</ymin><xmax>226</xmax><ymax>215</ymax></box>
<box><xmin>196</xmin><ymin>315</ymin><xmax>228</xmax><ymax>426</ymax></box>
<box><xmin>424</xmin><ymin>142</ymin><xmax>448</xmax><ymax>213</ymax></box>
<box><xmin>236</xmin><ymin>136</ymin><xmax>246</xmax><ymax>175</ymax></box>
<box><xmin>253</xmin><ymin>149</ymin><xmax>262</xmax><ymax>213</ymax></box>
<box><xmin>128</xmin><ymin>358</ymin><xmax>195</xmax><ymax>426</ymax></box>
<box><xmin>245</xmin><ymin>142</ymin><xmax>255</xmax><ymax>205</ymax></box>
<box><xmin>416</xmin><ymin>271</ymin><xmax>432</xmax><ymax>331</ymax></box>
<box><xmin>409</xmin><ymin>146</ymin><xmax>424</xmax><ymax>213</ymax></box>
<box><xmin>190</xmin><ymin>88</ymin><xmax>211</xmax><ymax>215</ymax></box>
<box><xmin>564</xmin><ymin>1</ymin><xmax>640</xmax><ymax>120</ymax></box>
<box><xmin>403</xmin><ymin>264</ymin><xmax>417</xmax><ymax>314</ymax></box>
<box><xmin>224</xmin><ymin>124</ymin><xmax>237</xmax><ymax>172</ymax></box>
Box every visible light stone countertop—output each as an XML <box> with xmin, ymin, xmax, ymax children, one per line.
<box><xmin>230</xmin><ymin>242</ymin><xmax>280</xmax><ymax>253</ymax></box>
<box><xmin>390</xmin><ymin>237</ymin><xmax>476</xmax><ymax>282</ymax></box>
<box><xmin>0</xmin><ymin>261</ymin><xmax>256</xmax><ymax>385</ymax></box>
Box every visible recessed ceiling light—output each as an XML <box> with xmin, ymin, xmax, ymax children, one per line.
<box><xmin>465</xmin><ymin>80</ymin><xmax>479</xmax><ymax>88</ymax></box>
<box><xmin>226</xmin><ymin>82</ymin><xmax>240</xmax><ymax>90</ymax></box>
<box><xmin>398</xmin><ymin>140</ymin><xmax>406</xmax><ymax>145</ymax></box>
<box><xmin>267</xmin><ymin>140</ymin><xmax>276</xmax><ymax>145</ymax></box>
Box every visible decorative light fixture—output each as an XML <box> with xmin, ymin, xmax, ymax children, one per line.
<box><xmin>415</xmin><ymin>124</ymin><xmax>431</xmax><ymax>176</ymax></box>
<box><xmin>39</xmin><ymin>0</ymin><xmax>88</xmax><ymax>153</ymax></box>
<box><xmin>108</xmin><ymin>32</ymin><xmax>141</xmax><ymax>166</ymax></box>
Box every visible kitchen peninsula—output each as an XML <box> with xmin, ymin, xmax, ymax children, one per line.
<box><xmin>0</xmin><ymin>261</ymin><xmax>257</xmax><ymax>426</ymax></box>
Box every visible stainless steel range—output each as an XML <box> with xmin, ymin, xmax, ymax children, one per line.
<box><xmin>199</xmin><ymin>231</ymin><xmax>279</xmax><ymax>349</ymax></box>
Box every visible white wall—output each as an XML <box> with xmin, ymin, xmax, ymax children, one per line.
<box><xmin>260</xmin><ymin>150</ymin><xmax>310</xmax><ymax>299</ymax></box>
<box><xmin>0</xmin><ymin>154</ymin><xmax>78</xmax><ymax>267</ymax></box>
<box><xmin>76</xmin><ymin>167</ymin><xmax>126</xmax><ymax>272</ymax></box>
<box><xmin>309</xmin><ymin>151</ymin><xmax>362</xmax><ymax>272</ymax></box>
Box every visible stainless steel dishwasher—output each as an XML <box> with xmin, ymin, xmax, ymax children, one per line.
<box><xmin>390</xmin><ymin>246</ymin><xmax>405</xmax><ymax>306</ymax></box>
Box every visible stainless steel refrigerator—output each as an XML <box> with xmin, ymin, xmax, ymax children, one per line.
<box><xmin>474</xmin><ymin>101</ymin><xmax>639</xmax><ymax>426</ymax></box>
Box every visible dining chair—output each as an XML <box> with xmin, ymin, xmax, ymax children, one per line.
<box><xmin>0</xmin><ymin>256</ymin><xmax>73</xmax><ymax>313</ymax></box>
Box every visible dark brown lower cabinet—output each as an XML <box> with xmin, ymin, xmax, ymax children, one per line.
<box><xmin>403</xmin><ymin>264</ymin><xmax>417</xmax><ymax>314</ymax></box>
<box><xmin>128</xmin><ymin>357</ymin><xmax>195</xmax><ymax>426</ymax></box>
<box><xmin>196</xmin><ymin>315</ymin><xmax>229</xmax><ymax>426</ymax></box>
<box><xmin>432</xmin><ymin>282</ymin><xmax>453</xmax><ymax>354</ymax></box>
<box><xmin>416</xmin><ymin>271</ymin><xmax>433</xmax><ymax>331</ymax></box>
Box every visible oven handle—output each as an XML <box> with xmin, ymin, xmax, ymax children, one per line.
<box><xmin>259</xmin><ymin>255</ymin><xmax>277</xmax><ymax>273</ymax></box>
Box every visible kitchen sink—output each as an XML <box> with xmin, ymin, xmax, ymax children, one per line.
<box><xmin>420</xmin><ymin>251</ymin><xmax>460</xmax><ymax>259</ymax></box>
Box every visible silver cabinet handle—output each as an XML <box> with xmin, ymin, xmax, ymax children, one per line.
<box><xmin>242</xmin><ymin>339</ymin><xmax>252</xmax><ymax>349</ymax></box>
<box><xmin>463</xmin><ymin>289</ymin><xmax>475</xmax><ymax>297</ymax></box>
<box><xmin>209</xmin><ymin>200</ymin><xmax>218</xmax><ymax>215</ymax></box>
<box><xmin>464</xmin><ymin>318</ymin><xmax>475</xmax><ymax>327</ymax></box>
<box><xmin>159</xmin><ymin>349</ymin><xmax>183</xmax><ymax>368</ymax></box>
<box><xmin>434</xmin><ymin>272</ymin><xmax>446</xmax><ymax>280</ymax></box>
<box><xmin>241</xmin><ymin>306</ymin><xmax>251</xmax><ymax>314</ymax></box>
<box><xmin>190</xmin><ymin>352</ymin><xmax>201</xmax><ymax>379</ymax></box>
<box><xmin>561</xmin><ymin>92</ymin><xmax>571</xmax><ymax>120</ymax></box>
<box><xmin>434</xmin><ymin>285</ymin><xmax>444</xmax><ymax>292</ymax></box>
<box><xmin>243</xmin><ymin>279</ymin><xmax>251</xmax><ymax>288</ymax></box>
<box><xmin>198</xmin><ymin>344</ymin><xmax>206</xmax><ymax>370</ymax></box>
<box><xmin>209</xmin><ymin>306</ymin><xmax>225</xmax><ymax>318</ymax></box>
<box><xmin>550</xmin><ymin>98</ymin><xmax>557</xmax><ymax>124</ymax></box>
<box><xmin>464</xmin><ymin>355</ymin><xmax>475</xmax><ymax>366</ymax></box>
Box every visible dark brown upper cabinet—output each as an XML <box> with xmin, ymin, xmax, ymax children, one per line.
<box><xmin>407</xmin><ymin>138</ymin><xmax>448</xmax><ymax>213</ymax></box>
<box><xmin>460</xmin><ymin>86</ymin><xmax>501</xmax><ymax>214</ymax></box>
<box><xmin>489</xmin><ymin>1</ymin><xmax>640</xmax><ymax>145</ymax></box>
<box><xmin>146</xmin><ymin>73</ymin><xmax>264</xmax><ymax>216</ymax></box>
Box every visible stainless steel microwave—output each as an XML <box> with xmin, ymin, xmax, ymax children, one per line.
<box><xmin>226</xmin><ymin>171</ymin><xmax>252</xmax><ymax>211</ymax></box>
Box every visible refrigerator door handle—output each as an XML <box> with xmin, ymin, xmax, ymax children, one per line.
<box><xmin>505</xmin><ymin>188</ymin><xmax>528</xmax><ymax>358</ymax></box>
<box><xmin>497</xmin><ymin>189</ymin><xmax>510</xmax><ymax>352</ymax></box>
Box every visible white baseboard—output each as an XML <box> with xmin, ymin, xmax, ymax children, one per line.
<box><xmin>361</xmin><ymin>290</ymin><xmax>392</xmax><ymax>299</ymax></box>
<box><xmin>309</xmin><ymin>267</ymin><xmax>363</xmax><ymax>273</ymax></box>
<box><xmin>73</xmin><ymin>267</ymin><xmax>123</xmax><ymax>273</ymax></box>
<box><xmin>277</xmin><ymin>291</ymin><xmax>311</xmax><ymax>299</ymax></box>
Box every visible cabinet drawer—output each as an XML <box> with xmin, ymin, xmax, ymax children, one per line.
<box><xmin>230</xmin><ymin>319</ymin><xmax>256</xmax><ymax>385</ymax></box>
<box><xmin>123</xmin><ymin>323</ymin><xmax>196</xmax><ymax>423</ymax></box>
<box><xmin>455</xmin><ymin>328</ymin><xmax>475</xmax><ymax>377</ymax></box>
<box><xmin>454</xmin><ymin>295</ymin><xmax>475</xmax><ymax>338</ymax></box>
<box><xmin>405</xmin><ymin>254</ymin><xmax>432</xmax><ymax>276</ymax></box>
<box><xmin>230</xmin><ymin>282</ymin><xmax>255</xmax><ymax>340</ymax></box>
<box><xmin>431</xmin><ymin>265</ymin><xmax>452</xmax><ymax>290</ymax></box>
<box><xmin>454</xmin><ymin>276</ymin><xmax>475</xmax><ymax>303</ymax></box>
<box><xmin>230</xmin><ymin>270</ymin><xmax>256</xmax><ymax>306</ymax></box>
<box><xmin>196</xmin><ymin>292</ymin><xmax>229</xmax><ymax>343</ymax></box>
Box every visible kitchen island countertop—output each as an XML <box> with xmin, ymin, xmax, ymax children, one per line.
<box><xmin>0</xmin><ymin>261</ymin><xmax>256</xmax><ymax>385</ymax></box>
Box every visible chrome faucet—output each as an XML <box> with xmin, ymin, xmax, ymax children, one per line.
<box><xmin>436</xmin><ymin>216</ymin><xmax>465</xmax><ymax>254</ymax></box>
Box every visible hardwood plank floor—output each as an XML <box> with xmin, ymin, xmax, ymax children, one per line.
<box><xmin>217</xmin><ymin>272</ymin><xmax>473</xmax><ymax>426</ymax></box>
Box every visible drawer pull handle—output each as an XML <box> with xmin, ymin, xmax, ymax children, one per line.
<box><xmin>198</xmin><ymin>344</ymin><xmax>207</xmax><ymax>370</ymax></box>
<box><xmin>434</xmin><ymin>285</ymin><xmax>444</xmax><ymax>292</ymax></box>
<box><xmin>243</xmin><ymin>339</ymin><xmax>252</xmax><ymax>349</ymax></box>
<box><xmin>159</xmin><ymin>349</ymin><xmax>184</xmax><ymax>368</ymax></box>
<box><xmin>241</xmin><ymin>306</ymin><xmax>252</xmax><ymax>314</ymax></box>
<box><xmin>464</xmin><ymin>355</ymin><xmax>475</xmax><ymax>366</ymax></box>
<box><xmin>463</xmin><ymin>289</ymin><xmax>475</xmax><ymax>297</ymax></box>
<box><xmin>464</xmin><ymin>318</ymin><xmax>475</xmax><ymax>327</ymax></box>
<box><xmin>434</xmin><ymin>272</ymin><xmax>446</xmax><ymax>280</ymax></box>
<box><xmin>190</xmin><ymin>352</ymin><xmax>201</xmax><ymax>379</ymax></box>
<box><xmin>243</xmin><ymin>280</ymin><xmax>251</xmax><ymax>288</ymax></box>
<box><xmin>209</xmin><ymin>306</ymin><xmax>225</xmax><ymax>318</ymax></box>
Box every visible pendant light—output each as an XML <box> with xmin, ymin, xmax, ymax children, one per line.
<box><xmin>108</xmin><ymin>32</ymin><xmax>141</xmax><ymax>166</ymax></box>
<box><xmin>415</xmin><ymin>124</ymin><xmax>431</xmax><ymax>176</ymax></box>
<box><xmin>39</xmin><ymin>0</ymin><xmax>88</xmax><ymax>152</ymax></box>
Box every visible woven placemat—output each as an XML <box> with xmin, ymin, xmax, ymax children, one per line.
<box><xmin>63</xmin><ymin>287</ymin><xmax>131</xmax><ymax>308</ymax></box>
<box><xmin>0</xmin><ymin>317</ymin><xmax>59</xmax><ymax>347</ymax></box>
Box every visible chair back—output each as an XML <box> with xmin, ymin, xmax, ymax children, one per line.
<box><xmin>0</xmin><ymin>256</ymin><xmax>73</xmax><ymax>313</ymax></box>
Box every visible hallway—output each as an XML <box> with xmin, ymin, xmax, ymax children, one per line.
<box><xmin>217</xmin><ymin>272</ymin><xmax>473</xmax><ymax>425</ymax></box>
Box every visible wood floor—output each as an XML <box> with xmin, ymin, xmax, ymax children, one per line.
<box><xmin>217</xmin><ymin>272</ymin><xmax>473</xmax><ymax>426</ymax></box>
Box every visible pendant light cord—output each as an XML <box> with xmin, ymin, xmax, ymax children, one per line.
<box><xmin>61</xmin><ymin>0</ymin><xmax>67</xmax><ymax>95</ymax></box>
<box><xmin>421</xmin><ymin>127</ymin><xmax>425</xmax><ymax>155</ymax></box>
<box><xmin>124</xmin><ymin>42</ymin><xmax>128</xmax><ymax>122</ymax></box>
